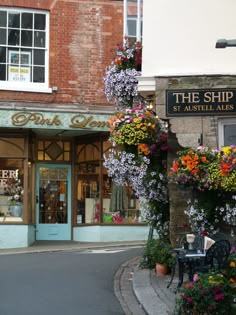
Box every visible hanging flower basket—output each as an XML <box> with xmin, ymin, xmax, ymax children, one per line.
<box><xmin>104</xmin><ymin>39</ymin><xmax>142</xmax><ymax>110</ymax></box>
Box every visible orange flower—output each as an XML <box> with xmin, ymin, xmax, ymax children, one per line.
<box><xmin>229</xmin><ymin>261</ymin><xmax>236</xmax><ymax>268</ymax></box>
<box><xmin>145</xmin><ymin>110</ymin><xmax>152</xmax><ymax>117</ymax></box>
<box><xmin>186</xmin><ymin>160</ymin><xmax>199</xmax><ymax>171</ymax></box>
<box><xmin>115</xmin><ymin>57</ymin><xmax>122</xmax><ymax>66</ymax></box>
<box><xmin>229</xmin><ymin>277</ymin><xmax>236</xmax><ymax>283</ymax></box>
<box><xmin>138</xmin><ymin>144</ymin><xmax>150</xmax><ymax>156</ymax></box>
<box><xmin>220</xmin><ymin>162</ymin><xmax>231</xmax><ymax>175</ymax></box>
<box><xmin>201</xmin><ymin>156</ymin><xmax>208</xmax><ymax>163</ymax></box>
<box><xmin>116</xmin><ymin>113</ymin><xmax>124</xmax><ymax>119</ymax></box>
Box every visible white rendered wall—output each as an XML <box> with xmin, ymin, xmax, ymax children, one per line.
<box><xmin>142</xmin><ymin>0</ymin><xmax>236</xmax><ymax>77</ymax></box>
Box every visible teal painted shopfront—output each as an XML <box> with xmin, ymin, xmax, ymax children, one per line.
<box><xmin>0</xmin><ymin>107</ymin><xmax>149</xmax><ymax>248</ymax></box>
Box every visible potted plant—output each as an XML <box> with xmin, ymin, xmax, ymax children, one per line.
<box><xmin>141</xmin><ymin>238</ymin><xmax>175</xmax><ymax>274</ymax></box>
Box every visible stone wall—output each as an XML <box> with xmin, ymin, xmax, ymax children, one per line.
<box><xmin>154</xmin><ymin>75</ymin><xmax>236</xmax><ymax>245</ymax></box>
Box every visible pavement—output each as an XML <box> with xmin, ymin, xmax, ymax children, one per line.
<box><xmin>0</xmin><ymin>241</ymin><xmax>178</xmax><ymax>315</ymax></box>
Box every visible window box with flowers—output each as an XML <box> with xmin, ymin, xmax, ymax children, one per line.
<box><xmin>4</xmin><ymin>177</ymin><xmax>24</xmax><ymax>217</ymax></box>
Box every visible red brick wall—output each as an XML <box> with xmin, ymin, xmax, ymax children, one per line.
<box><xmin>0</xmin><ymin>0</ymin><xmax>123</xmax><ymax>107</ymax></box>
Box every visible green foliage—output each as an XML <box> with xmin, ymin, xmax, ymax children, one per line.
<box><xmin>140</xmin><ymin>238</ymin><xmax>175</xmax><ymax>270</ymax></box>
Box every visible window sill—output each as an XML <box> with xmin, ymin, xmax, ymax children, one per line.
<box><xmin>0</xmin><ymin>84</ymin><xmax>52</xmax><ymax>94</ymax></box>
<box><xmin>0</xmin><ymin>216</ymin><xmax>23</xmax><ymax>222</ymax></box>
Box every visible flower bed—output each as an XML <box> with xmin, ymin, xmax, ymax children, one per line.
<box><xmin>174</xmin><ymin>272</ymin><xmax>231</xmax><ymax>315</ymax></box>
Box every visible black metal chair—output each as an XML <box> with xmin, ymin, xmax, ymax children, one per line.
<box><xmin>192</xmin><ymin>239</ymin><xmax>231</xmax><ymax>274</ymax></box>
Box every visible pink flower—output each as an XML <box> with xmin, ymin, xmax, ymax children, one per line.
<box><xmin>214</xmin><ymin>293</ymin><xmax>224</xmax><ymax>301</ymax></box>
<box><xmin>187</xmin><ymin>297</ymin><xmax>193</xmax><ymax>303</ymax></box>
<box><xmin>193</xmin><ymin>274</ymin><xmax>199</xmax><ymax>282</ymax></box>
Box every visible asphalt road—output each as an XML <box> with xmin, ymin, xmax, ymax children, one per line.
<box><xmin>0</xmin><ymin>246</ymin><xmax>143</xmax><ymax>315</ymax></box>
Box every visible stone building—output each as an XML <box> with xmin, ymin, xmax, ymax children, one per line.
<box><xmin>138</xmin><ymin>0</ymin><xmax>236</xmax><ymax>244</ymax></box>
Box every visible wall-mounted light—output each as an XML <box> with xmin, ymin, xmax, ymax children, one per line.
<box><xmin>146</xmin><ymin>94</ymin><xmax>155</xmax><ymax>111</ymax></box>
<box><xmin>215</xmin><ymin>38</ymin><xmax>236</xmax><ymax>48</ymax></box>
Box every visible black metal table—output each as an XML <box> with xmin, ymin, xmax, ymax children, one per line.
<box><xmin>167</xmin><ymin>248</ymin><xmax>206</xmax><ymax>290</ymax></box>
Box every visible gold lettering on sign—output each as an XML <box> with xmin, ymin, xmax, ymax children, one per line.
<box><xmin>11</xmin><ymin>112</ymin><xmax>62</xmax><ymax>126</ymax></box>
<box><xmin>204</xmin><ymin>91</ymin><xmax>234</xmax><ymax>103</ymax></box>
<box><xmin>216</xmin><ymin>104</ymin><xmax>234</xmax><ymax>111</ymax></box>
<box><xmin>173</xmin><ymin>92</ymin><xmax>200</xmax><ymax>103</ymax></box>
<box><xmin>70</xmin><ymin>114</ymin><xmax>109</xmax><ymax>129</ymax></box>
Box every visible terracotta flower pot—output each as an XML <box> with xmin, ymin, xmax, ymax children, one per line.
<box><xmin>155</xmin><ymin>263</ymin><xmax>169</xmax><ymax>275</ymax></box>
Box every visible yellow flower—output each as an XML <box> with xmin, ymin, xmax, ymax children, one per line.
<box><xmin>221</xmin><ymin>146</ymin><xmax>231</xmax><ymax>156</ymax></box>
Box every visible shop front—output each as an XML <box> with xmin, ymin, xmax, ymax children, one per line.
<box><xmin>0</xmin><ymin>106</ymin><xmax>149</xmax><ymax>248</ymax></box>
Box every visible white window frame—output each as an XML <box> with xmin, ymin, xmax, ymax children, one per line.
<box><xmin>0</xmin><ymin>7</ymin><xmax>51</xmax><ymax>93</ymax></box>
<box><xmin>218</xmin><ymin>118</ymin><xmax>236</xmax><ymax>148</ymax></box>
<box><xmin>123</xmin><ymin>0</ymin><xmax>143</xmax><ymax>41</ymax></box>
<box><xmin>127</xmin><ymin>15</ymin><xmax>143</xmax><ymax>39</ymax></box>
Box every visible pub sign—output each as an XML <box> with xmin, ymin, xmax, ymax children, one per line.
<box><xmin>166</xmin><ymin>89</ymin><xmax>236</xmax><ymax>116</ymax></box>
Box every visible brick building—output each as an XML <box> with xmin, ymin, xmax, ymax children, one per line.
<box><xmin>0</xmin><ymin>0</ymin><xmax>148</xmax><ymax>248</ymax></box>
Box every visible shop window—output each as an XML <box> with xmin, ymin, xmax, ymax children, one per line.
<box><xmin>0</xmin><ymin>137</ymin><xmax>26</xmax><ymax>222</ymax></box>
<box><xmin>0</xmin><ymin>8</ymin><xmax>49</xmax><ymax>92</ymax></box>
<box><xmin>76</xmin><ymin>140</ymin><xmax>142</xmax><ymax>225</ymax></box>
<box><xmin>218</xmin><ymin>119</ymin><xmax>236</xmax><ymax>148</ymax></box>
<box><xmin>0</xmin><ymin>159</ymin><xmax>24</xmax><ymax>222</ymax></box>
<box><xmin>37</xmin><ymin>140</ymin><xmax>71</xmax><ymax>161</ymax></box>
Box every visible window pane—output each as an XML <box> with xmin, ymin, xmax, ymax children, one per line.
<box><xmin>224</xmin><ymin>125</ymin><xmax>236</xmax><ymax>146</ymax></box>
<box><xmin>22</xmin><ymin>13</ymin><xmax>33</xmax><ymax>29</ymax></box>
<box><xmin>0</xmin><ymin>28</ymin><xmax>6</xmax><ymax>45</ymax></box>
<box><xmin>35</xmin><ymin>14</ymin><xmax>46</xmax><ymax>30</ymax></box>
<box><xmin>20</xmin><ymin>52</ymin><xmax>31</xmax><ymax>66</ymax></box>
<box><xmin>0</xmin><ymin>64</ymin><xmax>6</xmax><ymax>80</ymax></box>
<box><xmin>9</xmin><ymin>51</ymin><xmax>20</xmax><ymax>65</ymax></box>
<box><xmin>8</xmin><ymin>29</ymin><xmax>20</xmax><ymax>45</ymax></box>
<box><xmin>8</xmin><ymin>13</ymin><xmax>20</xmax><ymax>28</ymax></box>
<box><xmin>34</xmin><ymin>49</ymin><xmax>45</xmax><ymax>65</ymax></box>
<box><xmin>0</xmin><ymin>47</ymin><xmax>6</xmax><ymax>62</ymax></box>
<box><xmin>21</xmin><ymin>30</ymin><xmax>32</xmax><ymax>46</ymax></box>
<box><xmin>33</xmin><ymin>66</ymin><xmax>45</xmax><ymax>82</ymax></box>
<box><xmin>34</xmin><ymin>31</ymin><xmax>45</xmax><ymax>47</ymax></box>
<box><xmin>0</xmin><ymin>11</ymin><xmax>7</xmax><ymax>27</ymax></box>
<box><xmin>127</xmin><ymin>19</ymin><xmax>136</xmax><ymax>37</ymax></box>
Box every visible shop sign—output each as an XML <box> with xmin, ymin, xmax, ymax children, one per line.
<box><xmin>166</xmin><ymin>89</ymin><xmax>236</xmax><ymax>116</ymax></box>
<box><xmin>0</xmin><ymin>111</ymin><xmax>111</xmax><ymax>131</ymax></box>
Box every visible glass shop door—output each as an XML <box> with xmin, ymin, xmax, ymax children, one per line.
<box><xmin>36</xmin><ymin>164</ymin><xmax>71</xmax><ymax>240</ymax></box>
